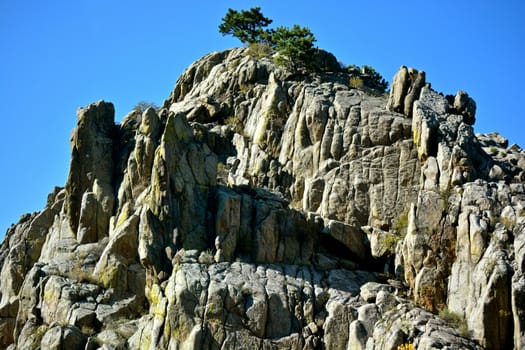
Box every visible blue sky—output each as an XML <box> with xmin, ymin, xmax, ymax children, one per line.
<box><xmin>1</xmin><ymin>1</ymin><xmax>524</xmax><ymax>236</ymax></box>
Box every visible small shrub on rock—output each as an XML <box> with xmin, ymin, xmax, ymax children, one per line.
<box><xmin>133</xmin><ymin>101</ymin><xmax>159</xmax><ymax>114</ymax></box>
<box><xmin>349</xmin><ymin>76</ymin><xmax>364</xmax><ymax>89</ymax></box>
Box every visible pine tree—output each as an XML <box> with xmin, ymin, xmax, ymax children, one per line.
<box><xmin>218</xmin><ymin>7</ymin><xmax>272</xmax><ymax>44</ymax></box>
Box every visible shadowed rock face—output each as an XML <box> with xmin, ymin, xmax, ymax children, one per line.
<box><xmin>65</xmin><ymin>101</ymin><xmax>116</xmax><ymax>244</ymax></box>
<box><xmin>0</xmin><ymin>48</ymin><xmax>523</xmax><ymax>349</ymax></box>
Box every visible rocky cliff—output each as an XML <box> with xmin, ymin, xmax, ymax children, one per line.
<box><xmin>0</xmin><ymin>47</ymin><xmax>523</xmax><ymax>349</ymax></box>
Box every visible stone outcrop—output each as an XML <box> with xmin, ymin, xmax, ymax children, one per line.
<box><xmin>0</xmin><ymin>47</ymin><xmax>524</xmax><ymax>349</ymax></box>
<box><xmin>386</xmin><ymin>66</ymin><xmax>426</xmax><ymax>118</ymax></box>
<box><xmin>66</xmin><ymin>101</ymin><xmax>116</xmax><ymax>243</ymax></box>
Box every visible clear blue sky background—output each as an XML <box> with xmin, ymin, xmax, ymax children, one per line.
<box><xmin>1</xmin><ymin>1</ymin><xmax>524</xmax><ymax>237</ymax></box>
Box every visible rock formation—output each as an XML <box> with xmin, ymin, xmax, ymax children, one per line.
<box><xmin>0</xmin><ymin>47</ymin><xmax>523</xmax><ymax>349</ymax></box>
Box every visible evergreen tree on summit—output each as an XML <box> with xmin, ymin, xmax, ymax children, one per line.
<box><xmin>219</xmin><ymin>7</ymin><xmax>317</xmax><ymax>71</ymax></box>
<box><xmin>218</xmin><ymin>7</ymin><xmax>272</xmax><ymax>44</ymax></box>
<box><xmin>272</xmin><ymin>24</ymin><xmax>316</xmax><ymax>70</ymax></box>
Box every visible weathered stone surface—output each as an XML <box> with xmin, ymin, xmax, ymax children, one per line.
<box><xmin>360</xmin><ymin>282</ymin><xmax>392</xmax><ymax>303</ymax></box>
<box><xmin>1</xmin><ymin>48</ymin><xmax>524</xmax><ymax>349</ymax></box>
<box><xmin>454</xmin><ymin>90</ymin><xmax>477</xmax><ymax>125</ymax></box>
<box><xmin>386</xmin><ymin>66</ymin><xmax>426</xmax><ymax>117</ymax></box>
<box><xmin>387</xmin><ymin>65</ymin><xmax>410</xmax><ymax>114</ymax></box>
<box><xmin>65</xmin><ymin>101</ymin><xmax>115</xmax><ymax>241</ymax></box>
<box><xmin>40</xmin><ymin>325</ymin><xmax>86</xmax><ymax>350</ymax></box>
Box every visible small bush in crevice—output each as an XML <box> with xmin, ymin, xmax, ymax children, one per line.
<box><xmin>349</xmin><ymin>76</ymin><xmax>364</xmax><ymax>89</ymax></box>
<box><xmin>223</xmin><ymin>115</ymin><xmax>245</xmax><ymax>135</ymax></box>
<box><xmin>346</xmin><ymin>64</ymin><xmax>389</xmax><ymax>92</ymax></box>
<box><xmin>397</xmin><ymin>344</ymin><xmax>415</xmax><ymax>350</ymax></box>
<box><xmin>247</xmin><ymin>42</ymin><xmax>274</xmax><ymax>58</ymax></box>
<box><xmin>133</xmin><ymin>101</ymin><xmax>159</xmax><ymax>114</ymax></box>
<box><xmin>438</xmin><ymin>308</ymin><xmax>470</xmax><ymax>338</ymax></box>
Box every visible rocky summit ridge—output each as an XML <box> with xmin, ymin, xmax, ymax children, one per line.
<box><xmin>1</xmin><ymin>47</ymin><xmax>524</xmax><ymax>349</ymax></box>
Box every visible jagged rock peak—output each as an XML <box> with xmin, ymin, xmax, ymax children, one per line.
<box><xmin>65</xmin><ymin>100</ymin><xmax>116</xmax><ymax>242</ymax></box>
<box><xmin>0</xmin><ymin>48</ymin><xmax>523</xmax><ymax>349</ymax></box>
<box><xmin>387</xmin><ymin>65</ymin><xmax>426</xmax><ymax>117</ymax></box>
<box><xmin>386</xmin><ymin>65</ymin><xmax>477</xmax><ymax>125</ymax></box>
